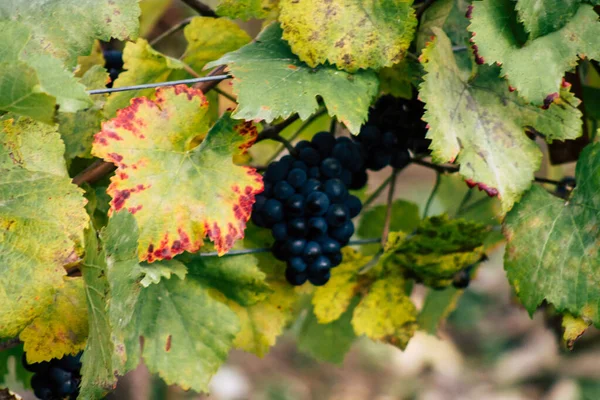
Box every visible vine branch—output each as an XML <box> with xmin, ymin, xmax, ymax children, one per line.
<box><xmin>179</xmin><ymin>0</ymin><xmax>217</xmax><ymax>17</ymax></box>
<box><xmin>150</xmin><ymin>17</ymin><xmax>194</xmax><ymax>47</ymax></box>
<box><xmin>381</xmin><ymin>169</ymin><xmax>399</xmax><ymax>246</ymax></box>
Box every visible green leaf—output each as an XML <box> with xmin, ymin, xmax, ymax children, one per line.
<box><xmin>297</xmin><ymin>300</ymin><xmax>358</xmax><ymax>364</ymax></box>
<box><xmin>103</xmin><ymin>211</ymin><xmax>241</xmax><ymax>393</ymax></box>
<box><xmin>562</xmin><ymin>313</ymin><xmax>590</xmax><ymax>350</ymax></box>
<box><xmin>182</xmin><ymin>17</ymin><xmax>251</xmax><ymax>71</ymax></box>
<box><xmin>19</xmin><ymin>278</ymin><xmax>88</xmax><ymax>363</ymax></box>
<box><xmin>378</xmin><ymin>57</ymin><xmax>422</xmax><ymax>99</ymax></box>
<box><xmin>216</xmin><ymin>0</ymin><xmax>279</xmax><ymax>21</ymax></box>
<box><xmin>58</xmin><ymin>65</ymin><xmax>109</xmax><ymax>162</ymax></box>
<box><xmin>468</xmin><ymin>0</ymin><xmax>600</xmax><ymax>104</ymax></box>
<box><xmin>357</xmin><ymin>200</ymin><xmax>420</xmax><ymax>239</ymax></box>
<box><xmin>79</xmin><ymin>227</ymin><xmax>117</xmax><ymax>400</ymax></box>
<box><xmin>0</xmin><ymin>117</ymin><xmax>88</xmax><ymax>338</ymax></box>
<box><xmin>0</xmin><ymin>344</ymin><xmax>32</xmax><ymax>389</ymax></box>
<box><xmin>0</xmin><ymin>0</ymin><xmax>139</xmax><ymax>68</ymax></box>
<box><xmin>206</xmin><ymin>23</ymin><xmax>379</xmax><ymax>134</ymax></box>
<box><xmin>279</xmin><ymin>0</ymin><xmax>417</xmax><ymax>72</ymax></box>
<box><xmin>420</xmin><ymin>28</ymin><xmax>582</xmax><ymax>212</ymax></box>
<box><xmin>417</xmin><ymin>287</ymin><xmax>462</xmax><ymax>334</ymax></box>
<box><xmin>503</xmin><ymin>142</ymin><xmax>600</xmax><ymax>324</ymax></box>
<box><xmin>139</xmin><ymin>0</ymin><xmax>171</xmax><ymax>37</ymax></box>
<box><xmin>92</xmin><ymin>86</ymin><xmax>263</xmax><ymax>261</ymax></box>
<box><xmin>139</xmin><ymin>260</ymin><xmax>188</xmax><ymax>287</ymax></box>
<box><xmin>386</xmin><ymin>215</ymin><xmax>487</xmax><ymax>288</ymax></box>
<box><xmin>417</xmin><ymin>0</ymin><xmax>471</xmax><ymax>52</ymax></box>
<box><xmin>515</xmin><ymin>0</ymin><xmax>582</xmax><ymax>39</ymax></box>
<box><xmin>104</xmin><ymin>39</ymin><xmax>188</xmax><ymax>118</ymax></box>
<box><xmin>352</xmin><ymin>275</ymin><xmax>417</xmax><ymax>349</ymax></box>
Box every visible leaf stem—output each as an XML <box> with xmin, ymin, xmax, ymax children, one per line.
<box><xmin>362</xmin><ymin>174</ymin><xmax>393</xmax><ymax>209</ymax></box>
<box><xmin>264</xmin><ymin>108</ymin><xmax>327</xmax><ymax>164</ymax></box>
<box><xmin>149</xmin><ymin>17</ymin><xmax>194</xmax><ymax>47</ymax></box>
<box><xmin>381</xmin><ymin>169</ymin><xmax>399</xmax><ymax>246</ymax></box>
<box><xmin>329</xmin><ymin>117</ymin><xmax>337</xmax><ymax>136</ymax></box>
<box><xmin>423</xmin><ymin>172</ymin><xmax>441</xmax><ymax>218</ymax></box>
<box><xmin>179</xmin><ymin>0</ymin><xmax>218</xmax><ymax>17</ymax></box>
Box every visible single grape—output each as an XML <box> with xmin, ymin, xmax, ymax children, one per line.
<box><xmin>308</xmin><ymin>166</ymin><xmax>321</xmax><ymax>179</ymax></box>
<box><xmin>390</xmin><ymin>148</ymin><xmax>411</xmax><ymax>169</ymax></box>
<box><xmin>320</xmin><ymin>158</ymin><xmax>342</xmax><ymax>179</ymax></box>
<box><xmin>345</xmin><ymin>195</ymin><xmax>362</xmax><ymax>218</ymax></box>
<box><xmin>271</xmin><ymin>223</ymin><xmax>288</xmax><ymax>241</ymax></box>
<box><xmin>31</xmin><ymin>375</ymin><xmax>53</xmax><ymax>400</ymax></box>
<box><xmin>288</xmin><ymin>257</ymin><xmax>308</xmax><ymax>273</ymax></box>
<box><xmin>311</xmin><ymin>131</ymin><xmax>336</xmax><ymax>156</ymax></box>
<box><xmin>274</xmin><ymin>181</ymin><xmax>295</xmax><ymax>200</ymax></box>
<box><xmin>264</xmin><ymin>161</ymin><xmax>288</xmax><ymax>183</ymax></box>
<box><xmin>262</xmin><ymin>199</ymin><xmax>284</xmax><ymax>225</ymax></box>
<box><xmin>278</xmin><ymin>155</ymin><xmax>294</xmax><ymax>172</ymax></box>
<box><xmin>263</xmin><ymin>181</ymin><xmax>273</xmax><ymax>197</ymax></box>
<box><xmin>305</xmin><ymin>191</ymin><xmax>330</xmax><ymax>216</ymax></box>
<box><xmin>328</xmin><ymin>251</ymin><xmax>343</xmax><ymax>267</ymax></box>
<box><xmin>253</xmin><ymin>195</ymin><xmax>267</xmax><ymax>212</ymax></box>
<box><xmin>291</xmin><ymin>160</ymin><xmax>308</xmax><ymax>172</ymax></box>
<box><xmin>285</xmin><ymin>194</ymin><xmax>305</xmax><ymax>217</ymax></box>
<box><xmin>303</xmin><ymin>241</ymin><xmax>322</xmax><ymax>263</ymax></box>
<box><xmin>295</xmin><ymin>140</ymin><xmax>312</xmax><ymax>151</ymax></box>
<box><xmin>319</xmin><ymin>237</ymin><xmax>340</xmax><ymax>254</ymax></box>
<box><xmin>330</xmin><ymin>220</ymin><xmax>354</xmax><ymax>243</ymax></box>
<box><xmin>287</xmin><ymin>168</ymin><xmax>307</xmax><ymax>188</ymax></box>
<box><xmin>331</xmin><ymin>142</ymin><xmax>353</xmax><ymax>167</ymax></box>
<box><xmin>326</xmin><ymin>204</ymin><xmax>349</xmax><ymax>227</ymax></box>
<box><xmin>287</xmin><ymin>239</ymin><xmax>306</xmax><ymax>256</ymax></box>
<box><xmin>287</xmin><ymin>218</ymin><xmax>308</xmax><ymax>237</ymax></box>
<box><xmin>285</xmin><ymin>268</ymin><xmax>308</xmax><ymax>285</ymax></box>
<box><xmin>299</xmin><ymin>147</ymin><xmax>320</xmax><ymax>166</ymax></box>
<box><xmin>301</xmin><ymin>178</ymin><xmax>322</xmax><ymax>196</ymax></box>
<box><xmin>324</xmin><ymin>179</ymin><xmax>348</xmax><ymax>203</ymax></box>
<box><xmin>350</xmin><ymin>170</ymin><xmax>368</xmax><ymax>190</ymax></box>
<box><xmin>308</xmin><ymin>217</ymin><xmax>328</xmax><ymax>236</ymax></box>
<box><xmin>308</xmin><ymin>270</ymin><xmax>331</xmax><ymax>286</ymax></box>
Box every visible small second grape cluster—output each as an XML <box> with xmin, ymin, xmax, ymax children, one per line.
<box><xmin>251</xmin><ymin>96</ymin><xmax>428</xmax><ymax>287</ymax></box>
<box><xmin>22</xmin><ymin>352</ymin><xmax>82</xmax><ymax>400</ymax></box>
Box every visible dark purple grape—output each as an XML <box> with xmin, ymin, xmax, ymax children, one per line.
<box><xmin>345</xmin><ymin>195</ymin><xmax>362</xmax><ymax>218</ymax></box>
<box><xmin>287</xmin><ymin>239</ymin><xmax>306</xmax><ymax>256</ymax></box>
<box><xmin>308</xmin><ymin>217</ymin><xmax>328</xmax><ymax>236</ymax></box>
<box><xmin>366</xmin><ymin>147</ymin><xmax>391</xmax><ymax>171</ymax></box>
<box><xmin>287</xmin><ymin>218</ymin><xmax>307</xmax><ymax>237</ymax></box>
<box><xmin>382</xmin><ymin>131</ymin><xmax>399</xmax><ymax>147</ymax></box>
<box><xmin>390</xmin><ymin>148</ymin><xmax>411</xmax><ymax>169</ymax></box>
<box><xmin>272</xmin><ymin>223</ymin><xmax>288</xmax><ymax>241</ymax></box>
<box><xmin>330</xmin><ymin>220</ymin><xmax>354</xmax><ymax>243</ymax></box>
<box><xmin>320</xmin><ymin>158</ymin><xmax>342</xmax><ymax>178</ymax></box>
<box><xmin>319</xmin><ymin>237</ymin><xmax>340</xmax><ymax>255</ymax></box>
<box><xmin>264</xmin><ymin>161</ymin><xmax>288</xmax><ymax>182</ymax></box>
<box><xmin>262</xmin><ymin>199</ymin><xmax>283</xmax><ymax>225</ymax></box>
<box><xmin>326</xmin><ymin>204</ymin><xmax>349</xmax><ymax>227</ymax></box>
<box><xmin>301</xmin><ymin>178</ymin><xmax>322</xmax><ymax>196</ymax></box>
<box><xmin>311</xmin><ymin>131</ymin><xmax>336</xmax><ymax>156</ymax></box>
<box><xmin>324</xmin><ymin>179</ymin><xmax>348</xmax><ymax>203</ymax></box>
<box><xmin>340</xmin><ymin>169</ymin><xmax>353</xmax><ymax>186</ymax></box>
<box><xmin>274</xmin><ymin>181</ymin><xmax>295</xmax><ymax>200</ymax></box>
<box><xmin>328</xmin><ymin>251</ymin><xmax>343</xmax><ymax>267</ymax></box>
<box><xmin>285</xmin><ymin>268</ymin><xmax>308</xmax><ymax>285</ymax></box>
<box><xmin>291</xmin><ymin>160</ymin><xmax>308</xmax><ymax>172</ymax></box>
<box><xmin>305</xmin><ymin>191</ymin><xmax>330</xmax><ymax>216</ymax></box>
<box><xmin>350</xmin><ymin>170</ymin><xmax>368</xmax><ymax>190</ymax></box>
<box><xmin>289</xmin><ymin>257</ymin><xmax>307</xmax><ymax>273</ymax></box>
<box><xmin>295</xmin><ymin>140</ymin><xmax>312</xmax><ymax>151</ymax></box>
<box><xmin>285</xmin><ymin>194</ymin><xmax>305</xmax><ymax>217</ymax></box>
<box><xmin>356</xmin><ymin>125</ymin><xmax>381</xmax><ymax>147</ymax></box>
<box><xmin>303</xmin><ymin>241</ymin><xmax>322</xmax><ymax>263</ymax></box>
<box><xmin>308</xmin><ymin>166</ymin><xmax>320</xmax><ymax>179</ymax></box>
<box><xmin>287</xmin><ymin>168</ymin><xmax>307</xmax><ymax>188</ymax></box>
<box><xmin>299</xmin><ymin>147</ymin><xmax>320</xmax><ymax>166</ymax></box>
<box><xmin>272</xmin><ymin>241</ymin><xmax>287</xmax><ymax>261</ymax></box>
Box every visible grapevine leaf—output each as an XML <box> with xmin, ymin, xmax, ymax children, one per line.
<box><xmin>357</xmin><ymin>200</ymin><xmax>420</xmax><ymax>239</ymax></box>
<box><xmin>139</xmin><ymin>0</ymin><xmax>172</xmax><ymax>37</ymax></box>
<box><xmin>417</xmin><ymin>0</ymin><xmax>471</xmax><ymax>52</ymax></box>
<box><xmin>206</xmin><ymin>23</ymin><xmax>379</xmax><ymax>135</ymax></box>
<box><xmin>420</xmin><ymin>28</ymin><xmax>582</xmax><ymax>212</ymax></box>
<box><xmin>0</xmin><ymin>345</ymin><xmax>32</xmax><ymax>389</ymax></box>
<box><xmin>0</xmin><ymin>0</ymin><xmax>139</xmax><ymax>68</ymax></box>
<box><xmin>20</xmin><ymin>278</ymin><xmax>88</xmax><ymax>363</ymax></box>
<box><xmin>139</xmin><ymin>260</ymin><xmax>188</xmax><ymax>287</ymax></box>
<box><xmin>0</xmin><ymin>117</ymin><xmax>88</xmax><ymax>338</ymax></box>
<box><xmin>386</xmin><ymin>216</ymin><xmax>487</xmax><ymax>288</ymax></box>
<box><xmin>378</xmin><ymin>57</ymin><xmax>422</xmax><ymax>99</ymax></box>
<box><xmin>80</xmin><ymin>227</ymin><xmax>117</xmax><ymax>400</ymax></box>
<box><xmin>103</xmin><ymin>212</ymin><xmax>241</xmax><ymax>393</ymax></box>
<box><xmin>515</xmin><ymin>0</ymin><xmax>582</xmax><ymax>39</ymax></box>
<box><xmin>297</xmin><ymin>300</ymin><xmax>358</xmax><ymax>364</ymax></box>
<box><xmin>223</xmin><ymin>225</ymin><xmax>298</xmax><ymax>357</ymax></box>
<box><xmin>352</xmin><ymin>275</ymin><xmax>417</xmax><ymax>350</ymax></box>
<box><xmin>58</xmin><ymin>65</ymin><xmax>110</xmax><ymax>162</ymax></box>
<box><xmin>104</xmin><ymin>39</ymin><xmax>188</xmax><ymax>118</ymax></box>
<box><xmin>278</xmin><ymin>0</ymin><xmax>417</xmax><ymax>72</ymax></box>
<box><xmin>503</xmin><ymin>143</ymin><xmax>600</xmax><ymax>324</ymax></box>
<box><xmin>468</xmin><ymin>0</ymin><xmax>600</xmax><ymax>104</ymax></box>
<box><xmin>92</xmin><ymin>86</ymin><xmax>263</xmax><ymax>261</ymax></box>
<box><xmin>216</xmin><ymin>0</ymin><xmax>279</xmax><ymax>20</ymax></box>
<box><xmin>417</xmin><ymin>287</ymin><xmax>462</xmax><ymax>334</ymax></box>
<box><xmin>182</xmin><ymin>17</ymin><xmax>251</xmax><ymax>71</ymax></box>
<box><xmin>312</xmin><ymin>248</ymin><xmax>371</xmax><ymax>324</ymax></box>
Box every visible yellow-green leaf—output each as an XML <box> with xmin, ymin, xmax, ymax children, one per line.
<box><xmin>279</xmin><ymin>0</ymin><xmax>417</xmax><ymax>72</ymax></box>
<box><xmin>92</xmin><ymin>86</ymin><xmax>263</xmax><ymax>261</ymax></box>
<box><xmin>216</xmin><ymin>0</ymin><xmax>279</xmax><ymax>21</ymax></box>
<box><xmin>20</xmin><ymin>278</ymin><xmax>88</xmax><ymax>363</ymax></box>
<box><xmin>562</xmin><ymin>313</ymin><xmax>590</xmax><ymax>350</ymax></box>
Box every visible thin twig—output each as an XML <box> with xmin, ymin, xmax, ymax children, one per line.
<box><xmin>150</xmin><ymin>17</ymin><xmax>194</xmax><ymax>47</ymax></box>
<box><xmin>256</xmin><ymin>115</ymin><xmax>301</xmax><ymax>142</ymax></box>
<box><xmin>265</xmin><ymin>108</ymin><xmax>327</xmax><ymax>164</ymax></box>
<box><xmin>363</xmin><ymin>174</ymin><xmax>393</xmax><ymax>209</ymax></box>
<box><xmin>411</xmin><ymin>158</ymin><xmax>565</xmax><ymax>186</ymax></box>
<box><xmin>0</xmin><ymin>338</ymin><xmax>20</xmax><ymax>352</ymax></box>
<box><xmin>72</xmin><ymin>160</ymin><xmax>116</xmax><ymax>186</ymax></box>
<box><xmin>329</xmin><ymin>117</ymin><xmax>337</xmax><ymax>136</ymax></box>
<box><xmin>179</xmin><ymin>0</ymin><xmax>218</xmax><ymax>17</ymax></box>
<box><xmin>423</xmin><ymin>172</ymin><xmax>441</xmax><ymax>218</ymax></box>
<box><xmin>213</xmin><ymin>87</ymin><xmax>237</xmax><ymax>103</ymax></box>
<box><xmin>381</xmin><ymin>169</ymin><xmax>399</xmax><ymax>246</ymax></box>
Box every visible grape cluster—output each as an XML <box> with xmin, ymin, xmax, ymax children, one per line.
<box><xmin>103</xmin><ymin>50</ymin><xmax>124</xmax><ymax>88</ymax></box>
<box><xmin>252</xmin><ymin>132</ymin><xmax>367</xmax><ymax>286</ymax></box>
<box><xmin>354</xmin><ymin>95</ymin><xmax>429</xmax><ymax>171</ymax></box>
<box><xmin>23</xmin><ymin>352</ymin><xmax>82</xmax><ymax>400</ymax></box>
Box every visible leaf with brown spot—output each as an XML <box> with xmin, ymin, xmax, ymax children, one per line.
<box><xmin>92</xmin><ymin>85</ymin><xmax>263</xmax><ymax>261</ymax></box>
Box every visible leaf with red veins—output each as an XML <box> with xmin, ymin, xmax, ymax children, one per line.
<box><xmin>92</xmin><ymin>85</ymin><xmax>263</xmax><ymax>261</ymax></box>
